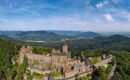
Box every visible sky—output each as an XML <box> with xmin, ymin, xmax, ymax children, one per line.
<box><xmin>0</xmin><ymin>0</ymin><xmax>130</xmax><ymax>32</ymax></box>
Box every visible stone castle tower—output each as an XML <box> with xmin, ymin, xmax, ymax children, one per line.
<box><xmin>63</xmin><ymin>43</ymin><xmax>68</xmax><ymax>53</ymax></box>
<box><xmin>19</xmin><ymin>45</ymin><xmax>32</xmax><ymax>64</ymax></box>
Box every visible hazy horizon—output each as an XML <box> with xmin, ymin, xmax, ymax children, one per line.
<box><xmin>1</xmin><ymin>29</ymin><xmax>130</xmax><ymax>33</ymax></box>
<box><xmin>0</xmin><ymin>0</ymin><xmax>130</xmax><ymax>32</ymax></box>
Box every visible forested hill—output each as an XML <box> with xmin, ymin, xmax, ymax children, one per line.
<box><xmin>13</xmin><ymin>31</ymin><xmax>71</xmax><ymax>41</ymax></box>
<box><xmin>0</xmin><ymin>31</ymin><xmax>23</xmax><ymax>35</ymax></box>
<box><xmin>0</xmin><ymin>31</ymin><xmax>130</xmax><ymax>52</ymax></box>
<box><xmin>68</xmin><ymin>35</ymin><xmax>130</xmax><ymax>51</ymax></box>
<box><xmin>0</xmin><ymin>34</ymin><xmax>22</xmax><ymax>43</ymax></box>
<box><xmin>46</xmin><ymin>30</ymin><xmax>82</xmax><ymax>36</ymax></box>
<box><xmin>94</xmin><ymin>34</ymin><xmax>130</xmax><ymax>41</ymax></box>
<box><xmin>0</xmin><ymin>34</ymin><xmax>14</xmax><ymax>40</ymax></box>
<box><xmin>0</xmin><ymin>39</ymin><xmax>21</xmax><ymax>80</ymax></box>
<box><xmin>46</xmin><ymin>30</ymin><xmax>100</xmax><ymax>38</ymax></box>
<box><xmin>0</xmin><ymin>31</ymin><xmax>100</xmax><ymax>41</ymax></box>
<box><xmin>75</xmin><ymin>32</ymin><xmax>100</xmax><ymax>38</ymax></box>
<box><xmin>24</xmin><ymin>34</ymin><xmax>130</xmax><ymax>52</ymax></box>
<box><xmin>10</xmin><ymin>31</ymin><xmax>100</xmax><ymax>41</ymax></box>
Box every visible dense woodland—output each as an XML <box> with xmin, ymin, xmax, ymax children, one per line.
<box><xmin>0</xmin><ymin>39</ymin><xmax>28</xmax><ymax>80</ymax></box>
<box><xmin>0</xmin><ymin>39</ymin><xmax>19</xmax><ymax>80</ymax></box>
<box><xmin>112</xmin><ymin>53</ymin><xmax>130</xmax><ymax>80</ymax></box>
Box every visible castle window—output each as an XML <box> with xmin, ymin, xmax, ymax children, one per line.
<box><xmin>71</xmin><ymin>66</ymin><xmax>74</xmax><ymax>70</ymax></box>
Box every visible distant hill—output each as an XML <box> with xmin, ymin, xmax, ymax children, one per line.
<box><xmin>0</xmin><ymin>30</ymin><xmax>100</xmax><ymax>41</ymax></box>
<box><xmin>13</xmin><ymin>31</ymin><xmax>71</xmax><ymax>41</ymax></box>
<box><xmin>46</xmin><ymin>30</ymin><xmax>100</xmax><ymax>39</ymax></box>
<box><xmin>75</xmin><ymin>32</ymin><xmax>100</xmax><ymax>38</ymax></box>
<box><xmin>23</xmin><ymin>34</ymin><xmax>130</xmax><ymax>52</ymax></box>
<box><xmin>0</xmin><ymin>32</ymin><xmax>130</xmax><ymax>52</ymax></box>
<box><xmin>0</xmin><ymin>31</ymin><xmax>23</xmax><ymax>35</ymax></box>
<box><xmin>93</xmin><ymin>34</ymin><xmax>129</xmax><ymax>46</ymax></box>
<box><xmin>0</xmin><ymin>34</ymin><xmax>23</xmax><ymax>43</ymax></box>
<box><xmin>0</xmin><ymin>34</ymin><xmax>16</xmax><ymax>41</ymax></box>
<box><xmin>46</xmin><ymin>30</ymin><xmax>82</xmax><ymax>36</ymax></box>
<box><xmin>94</xmin><ymin>34</ymin><xmax>129</xmax><ymax>41</ymax></box>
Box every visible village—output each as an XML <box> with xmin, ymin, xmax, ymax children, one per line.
<box><xmin>19</xmin><ymin>44</ymin><xmax>113</xmax><ymax>80</ymax></box>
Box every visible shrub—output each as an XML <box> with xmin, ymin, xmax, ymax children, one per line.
<box><xmin>51</xmin><ymin>72</ymin><xmax>61</xmax><ymax>77</ymax></box>
<box><xmin>90</xmin><ymin>58</ymin><xmax>99</xmax><ymax>64</ymax></box>
<box><xmin>32</xmin><ymin>72</ymin><xmax>44</xmax><ymax>79</ymax></box>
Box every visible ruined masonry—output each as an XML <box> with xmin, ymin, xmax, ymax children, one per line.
<box><xmin>19</xmin><ymin>44</ymin><xmax>112</xmax><ymax>80</ymax></box>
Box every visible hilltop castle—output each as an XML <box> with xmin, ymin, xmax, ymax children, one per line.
<box><xmin>19</xmin><ymin>44</ymin><xmax>90</xmax><ymax>77</ymax></box>
<box><xmin>19</xmin><ymin>44</ymin><xmax>91</xmax><ymax>79</ymax></box>
<box><xmin>19</xmin><ymin>44</ymin><xmax>113</xmax><ymax>80</ymax></box>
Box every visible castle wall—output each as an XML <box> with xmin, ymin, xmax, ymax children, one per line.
<box><xmin>94</xmin><ymin>57</ymin><xmax>112</xmax><ymax>68</ymax></box>
<box><xmin>20</xmin><ymin>52</ymin><xmax>52</xmax><ymax>64</ymax></box>
<box><xmin>20</xmin><ymin>53</ymin><xmax>25</xmax><ymax>64</ymax></box>
<box><xmin>26</xmin><ymin>53</ymin><xmax>52</xmax><ymax>63</ymax></box>
<box><xmin>51</xmin><ymin>55</ymin><xmax>68</xmax><ymax>66</ymax></box>
<box><xmin>28</xmin><ymin>67</ymin><xmax>51</xmax><ymax>75</ymax></box>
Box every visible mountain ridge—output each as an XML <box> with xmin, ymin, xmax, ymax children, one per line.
<box><xmin>0</xmin><ymin>30</ymin><xmax>100</xmax><ymax>41</ymax></box>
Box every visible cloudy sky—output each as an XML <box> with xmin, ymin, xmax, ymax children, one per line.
<box><xmin>0</xmin><ymin>0</ymin><xmax>130</xmax><ymax>32</ymax></box>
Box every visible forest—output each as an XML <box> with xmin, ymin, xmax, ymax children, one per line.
<box><xmin>112</xmin><ymin>53</ymin><xmax>130</xmax><ymax>80</ymax></box>
<box><xmin>0</xmin><ymin>39</ymin><xmax>28</xmax><ymax>80</ymax></box>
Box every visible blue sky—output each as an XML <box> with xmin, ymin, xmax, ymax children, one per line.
<box><xmin>0</xmin><ymin>0</ymin><xmax>130</xmax><ymax>32</ymax></box>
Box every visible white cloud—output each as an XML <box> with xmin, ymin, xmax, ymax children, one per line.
<box><xmin>96</xmin><ymin>3</ymin><xmax>103</xmax><ymax>8</ymax></box>
<box><xmin>96</xmin><ymin>0</ymin><xmax>108</xmax><ymax>8</ymax></box>
<box><xmin>0</xmin><ymin>0</ymin><xmax>130</xmax><ymax>32</ymax></box>
<box><xmin>104</xmin><ymin>13</ymin><xmax>114</xmax><ymax>21</ymax></box>
<box><xmin>0</xmin><ymin>16</ymin><xmax>88</xmax><ymax>31</ymax></box>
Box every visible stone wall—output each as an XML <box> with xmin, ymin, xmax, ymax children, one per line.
<box><xmin>51</xmin><ymin>55</ymin><xmax>68</xmax><ymax>66</ymax></box>
<box><xmin>94</xmin><ymin>57</ymin><xmax>112</xmax><ymax>68</ymax></box>
<box><xmin>28</xmin><ymin>67</ymin><xmax>51</xmax><ymax>75</ymax></box>
<box><xmin>26</xmin><ymin>53</ymin><xmax>52</xmax><ymax>63</ymax></box>
<box><xmin>20</xmin><ymin>53</ymin><xmax>52</xmax><ymax>64</ymax></box>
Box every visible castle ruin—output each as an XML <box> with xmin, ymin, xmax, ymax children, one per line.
<box><xmin>19</xmin><ymin>44</ymin><xmax>112</xmax><ymax>80</ymax></box>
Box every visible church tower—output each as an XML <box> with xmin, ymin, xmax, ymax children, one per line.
<box><xmin>63</xmin><ymin>43</ymin><xmax>68</xmax><ymax>53</ymax></box>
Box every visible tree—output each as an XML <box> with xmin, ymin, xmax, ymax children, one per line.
<box><xmin>92</xmin><ymin>66</ymin><xmax>108</xmax><ymax>80</ymax></box>
<box><xmin>22</xmin><ymin>55</ymin><xmax>28</xmax><ymax>72</ymax></box>
<box><xmin>15</xmin><ymin>64</ymin><xmax>24</xmax><ymax>80</ymax></box>
<box><xmin>106</xmin><ymin>64</ymin><xmax>112</xmax><ymax>74</ymax></box>
<box><xmin>15</xmin><ymin>55</ymin><xmax>28</xmax><ymax>80</ymax></box>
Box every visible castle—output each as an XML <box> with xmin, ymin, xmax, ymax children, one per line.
<box><xmin>19</xmin><ymin>44</ymin><xmax>112</xmax><ymax>80</ymax></box>
<box><xmin>19</xmin><ymin>44</ymin><xmax>91</xmax><ymax>79</ymax></box>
